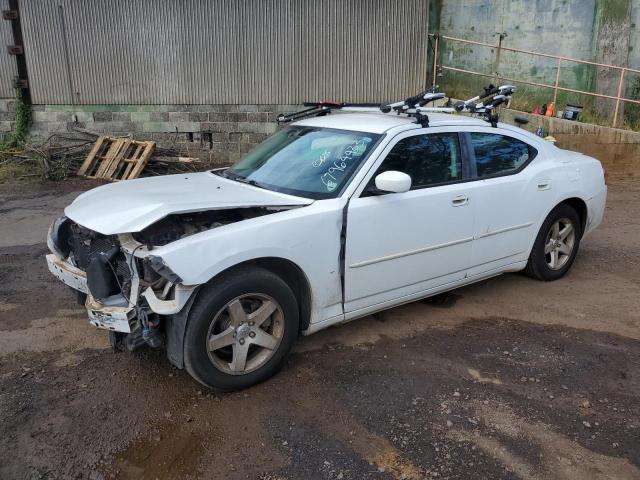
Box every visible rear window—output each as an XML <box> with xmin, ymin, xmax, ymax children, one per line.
<box><xmin>470</xmin><ymin>133</ymin><xmax>537</xmax><ymax>178</ymax></box>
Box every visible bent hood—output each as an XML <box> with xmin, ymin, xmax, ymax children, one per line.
<box><xmin>65</xmin><ymin>171</ymin><xmax>313</xmax><ymax>235</ymax></box>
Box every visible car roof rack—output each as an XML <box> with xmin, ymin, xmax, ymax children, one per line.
<box><xmin>450</xmin><ymin>84</ymin><xmax>516</xmax><ymax>127</ymax></box>
<box><xmin>276</xmin><ymin>102</ymin><xmax>390</xmax><ymax>124</ymax></box>
<box><xmin>276</xmin><ymin>84</ymin><xmax>516</xmax><ymax>128</ymax></box>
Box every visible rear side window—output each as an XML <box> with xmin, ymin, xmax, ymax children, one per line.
<box><xmin>470</xmin><ymin>133</ymin><xmax>537</xmax><ymax>178</ymax></box>
<box><xmin>376</xmin><ymin>133</ymin><xmax>463</xmax><ymax>189</ymax></box>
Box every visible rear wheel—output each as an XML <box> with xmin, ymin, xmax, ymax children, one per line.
<box><xmin>524</xmin><ymin>204</ymin><xmax>581</xmax><ymax>281</ymax></box>
<box><xmin>184</xmin><ymin>267</ymin><xmax>299</xmax><ymax>391</ymax></box>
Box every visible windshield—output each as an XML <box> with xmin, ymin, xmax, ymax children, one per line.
<box><xmin>220</xmin><ymin>126</ymin><xmax>382</xmax><ymax>199</ymax></box>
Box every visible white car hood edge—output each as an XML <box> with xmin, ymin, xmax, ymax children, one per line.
<box><xmin>64</xmin><ymin>172</ymin><xmax>313</xmax><ymax>235</ymax></box>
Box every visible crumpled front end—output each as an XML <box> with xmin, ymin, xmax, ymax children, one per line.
<box><xmin>46</xmin><ymin>216</ymin><xmax>197</xmax><ymax>349</ymax></box>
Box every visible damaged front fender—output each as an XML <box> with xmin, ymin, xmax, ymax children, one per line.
<box><xmin>142</xmin><ymin>283</ymin><xmax>198</xmax><ymax>315</ymax></box>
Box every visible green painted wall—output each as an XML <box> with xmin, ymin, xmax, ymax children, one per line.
<box><xmin>430</xmin><ymin>0</ymin><xmax>639</xmax><ymax>128</ymax></box>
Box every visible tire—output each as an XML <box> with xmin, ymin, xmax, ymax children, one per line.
<box><xmin>524</xmin><ymin>203</ymin><xmax>582</xmax><ymax>281</ymax></box>
<box><xmin>184</xmin><ymin>266</ymin><xmax>299</xmax><ymax>391</ymax></box>
<box><xmin>109</xmin><ymin>331</ymin><xmax>125</xmax><ymax>352</ymax></box>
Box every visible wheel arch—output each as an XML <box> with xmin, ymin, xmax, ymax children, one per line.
<box><xmin>192</xmin><ymin>256</ymin><xmax>312</xmax><ymax>333</ymax></box>
<box><xmin>524</xmin><ymin>195</ymin><xmax>589</xmax><ymax>264</ymax></box>
<box><xmin>557</xmin><ymin>196</ymin><xmax>588</xmax><ymax>238</ymax></box>
<box><xmin>523</xmin><ymin>196</ymin><xmax>586</xmax><ymax>280</ymax></box>
<box><xmin>226</xmin><ymin>257</ymin><xmax>313</xmax><ymax>333</ymax></box>
<box><xmin>165</xmin><ymin>256</ymin><xmax>312</xmax><ymax>370</ymax></box>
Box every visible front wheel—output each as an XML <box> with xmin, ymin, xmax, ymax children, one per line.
<box><xmin>184</xmin><ymin>267</ymin><xmax>299</xmax><ymax>391</ymax></box>
<box><xmin>524</xmin><ymin>204</ymin><xmax>581</xmax><ymax>281</ymax></box>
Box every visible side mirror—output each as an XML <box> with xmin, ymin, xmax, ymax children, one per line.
<box><xmin>374</xmin><ymin>171</ymin><xmax>412</xmax><ymax>194</ymax></box>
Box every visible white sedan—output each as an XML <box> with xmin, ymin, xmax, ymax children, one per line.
<box><xmin>46</xmin><ymin>110</ymin><xmax>606</xmax><ymax>390</ymax></box>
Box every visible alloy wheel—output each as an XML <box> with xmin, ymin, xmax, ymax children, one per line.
<box><xmin>206</xmin><ymin>293</ymin><xmax>284</xmax><ymax>375</ymax></box>
<box><xmin>544</xmin><ymin>217</ymin><xmax>576</xmax><ymax>270</ymax></box>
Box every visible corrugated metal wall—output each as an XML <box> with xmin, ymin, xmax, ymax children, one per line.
<box><xmin>18</xmin><ymin>0</ymin><xmax>429</xmax><ymax>105</ymax></box>
<box><xmin>0</xmin><ymin>0</ymin><xmax>17</xmax><ymax>98</ymax></box>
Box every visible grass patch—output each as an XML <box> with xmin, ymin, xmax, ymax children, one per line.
<box><xmin>0</xmin><ymin>160</ymin><xmax>32</xmax><ymax>182</ymax></box>
<box><xmin>0</xmin><ymin>152</ymin><xmax>48</xmax><ymax>183</ymax></box>
<box><xmin>622</xmin><ymin>75</ymin><xmax>640</xmax><ymax>131</ymax></box>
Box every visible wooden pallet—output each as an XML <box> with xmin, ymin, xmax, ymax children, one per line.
<box><xmin>77</xmin><ymin>136</ymin><xmax>156</xmax><ymax>181</ymax></box>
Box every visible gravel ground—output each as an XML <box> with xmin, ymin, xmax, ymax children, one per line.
<box><xmin>0</xmin><ymin>178</ymin><xmax>639</xmax><ymax>480</ymax></box>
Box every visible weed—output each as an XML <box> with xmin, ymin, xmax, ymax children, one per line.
<box><xmin>0</xmin><ymin>89</ymin><xmax>31</xmax><ymax>150</ymax></box>
<box><xmin>622</xmin><ymin>76</ymin><xmax>640</xmax><ymax>130</ymax></box>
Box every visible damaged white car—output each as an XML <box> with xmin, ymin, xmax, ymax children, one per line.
<box><xmin>46</xmin><ymin>92</ymin><xmax>606</xmax><ymax>390</ymax></box>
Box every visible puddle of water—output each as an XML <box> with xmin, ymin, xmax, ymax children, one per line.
<box><xmin>110</xmin><ymin>426</ymin><xmax>205</xmax><ymax>479</ymax></box>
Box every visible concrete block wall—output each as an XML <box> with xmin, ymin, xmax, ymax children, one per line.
<box><xmin>20</xmin><ymin>102</ymin><xmax>640</xmax><ymax>178</ymax></box>
<box><xmin>0</xmin><ymin>98</ymin><xmax>16</xmax><ymax>133</ymax></box>
<box><xmin>29</xmin><ymin>104</ymin><xmax>301</xmax><ymax>165</ymax></box>
<box><xmin>502</xmin><ymin>109</ymin><xmax>640</xmax><ymax>178</ymax></box>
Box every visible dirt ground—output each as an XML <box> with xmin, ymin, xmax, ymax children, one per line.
<box><xmin>1</xmin><ymin>178</ymin><xmax>639</xmax><ymax>480</ymax></box>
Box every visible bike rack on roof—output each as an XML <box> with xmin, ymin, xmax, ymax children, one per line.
<box><xmin>276</xmin><ymin>84</ymin><xmax>516</xmax><ymax>128</ymax></box>
<box><xmin>276</xmin><ymin>102</ymin><xmax>383</xmax><ymax>124</ymax></box>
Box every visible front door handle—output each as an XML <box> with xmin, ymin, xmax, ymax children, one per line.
<box><xmin>451</xmin><ymin>194</ymin><xmax>469</xmax><ymax>206</ymax></box>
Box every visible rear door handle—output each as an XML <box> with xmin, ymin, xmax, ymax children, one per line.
<box><xmin>451</xmin><ymin>195</ymin><xmax>469</xmax><ymax>206</ymax></box>
<box><xmin>537</xmin><ymin>182</ymin><xmax>551</xmax><ymax>191</ymax></box>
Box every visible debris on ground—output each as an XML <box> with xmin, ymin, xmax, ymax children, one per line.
<box><xmin>77</xmin><ymin>136</ymin><xmax>155</xmax><ymax>181</ymax></box>
<box><xmin>0</xmin><ymin>128</ymin><xmax>209</xmax><ymax>183</ymax></box>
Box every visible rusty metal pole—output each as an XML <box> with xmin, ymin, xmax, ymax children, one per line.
<box><xmin>432</xmin><ymin>34</ymin><xmax>439</xmax><ymax>90</ymax></box>
<box><xmin>3</xmin><ymin>0</ymin><xmax>31</xmax><ymax>104</ymax></box>
<box><xmin>612</xmin><ymin>68</ymin><xmax>626</xmax><ymax>128</ymax></box>
<box><xmin>553</xmin><ymin>57</ymin><xmax>561</xmax><ymax>106</ymax></box>
<box><xmin>493</xmin><ymin>33</ymin><xmax>505</xmax><ymax>84</ymax></box>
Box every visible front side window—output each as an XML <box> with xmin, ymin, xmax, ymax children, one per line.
<box><xmin>470</xmin><ymin>133</ymin><xmax>536</xmax><ymax>178</ymax></box>
<box><xmin>221</xmin><ymin>126</ymin><xmax>381</xmax><ymax>199</ymax></box>
<box><xmin>374</xmin><ymin>132</ymin><xmax>463</xmax><ymax>189</ymax></box>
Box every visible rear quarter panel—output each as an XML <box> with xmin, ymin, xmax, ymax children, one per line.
<box><xmin>538</xmin><ymin>146</ymin><xmax>606</xmax><ymax>239</ymax></box>
<box><xmin>571</xmin><ymin>151</ymin><xmax>607</xmax><ymax>235</ymax></box>
<box><xmin>487</xmin><ymin>130</ymin><xmax>605</xmax><ymax>261</ymax></box>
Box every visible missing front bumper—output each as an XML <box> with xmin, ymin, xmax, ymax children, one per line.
<box><xmin>46</xmin><ymin>253</ymin><xmax>88</xmax><ymax>293</ymax></box>
<box><xmin>85</xmin><ymin>295</ymin><xmax>136</xmax><ymax>333</ymax></box>
<box><xmin>46</xmin><ymin>253</ymin><xmax>136</xmax><ymax>333</ymax></box>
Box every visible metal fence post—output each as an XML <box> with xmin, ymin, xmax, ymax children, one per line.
<box><xmin>553</xmin><ymin>58</ymin><xmax>561</xmax><ymax>105</ymax></box>
<box><xmin>432</xmin><ymin>34</ymin><xmax>439</xmax><ymax>90</ymax></box>
<box><xmin>612</xmin><ymin>68</ymin><xmax>626</xmax><ymax>128</ymax></box>
<box><xmin>493</xmin><ymin>33</ymin><xmax>505</xmax><ymax>84</ymax></box>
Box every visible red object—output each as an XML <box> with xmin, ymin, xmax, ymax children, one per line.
<box><xmin>532</xmin><ymin>106</ymin><xmax>541</xmax><ymax>115</ymax></box>
<box><xmin>545</xmin><ymin>102</ymin><xmax>555</xmax><ymax>117</ymax></box>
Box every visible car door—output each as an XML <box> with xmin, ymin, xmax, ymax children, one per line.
<box><xmin>463</xmin><ymin>130</ymin><xmax>555</xmax><ymax>276</ymax></box>
<box><xmin>343</xmin><ymin>129</ymin><xmax>476</xmax><ymax>315</ymax></box>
